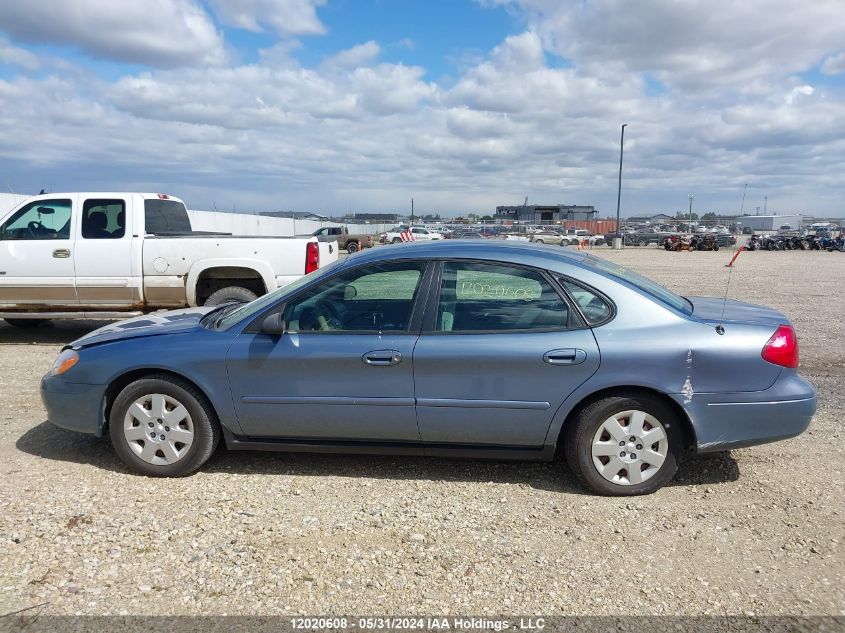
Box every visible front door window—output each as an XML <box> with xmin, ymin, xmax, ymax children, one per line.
<box><xmin>0</xmin><ymin>199</ymin><xmax>72</xmax><ymax>240</ymax></box>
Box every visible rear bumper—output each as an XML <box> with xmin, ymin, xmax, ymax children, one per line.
<box><xmin>40</xmin><ymin>375</ymin><xmax>106</xmax><ymax>436</ymax></box>
<box><xmin>673</xmin><ymin>373</ymin><xmax>816</xmax><ymax>453</ymax></box>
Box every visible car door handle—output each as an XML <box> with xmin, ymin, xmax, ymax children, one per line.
<box><xmin>362</xmin><ymin>350</ymin><xmax>402</xmax><ymax>366</ymax></box>
<box><xmin>543</xmin><ymin>348</ymin><xmax>587</xmax><ymax>365</ymax></box>
<box><xmin>52</xmin><ymin>248</ymin><xmax>71</xmax><ymax>258</ymax></box>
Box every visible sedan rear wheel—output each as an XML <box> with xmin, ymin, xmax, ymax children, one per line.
<box><xmin>564</xmin><ymin>393</ymin><xmax>683</xmax><ymax>495</ymax></box>
<box><xmin>109</xmin><ymin>376</ymin><xmax>220</xmax><ymax>477</ymax></box>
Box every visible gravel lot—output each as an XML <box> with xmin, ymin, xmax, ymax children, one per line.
<box><xmin>1</xmin><ymin>247</ymin><xmax>842</xmax><ymax>617</ymax></box>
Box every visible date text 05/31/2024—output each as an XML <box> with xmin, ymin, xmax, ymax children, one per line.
<box><xmin>290</xmin><ymin>617</ymin><xmax>546</xmax><ymax>631</ymax></box>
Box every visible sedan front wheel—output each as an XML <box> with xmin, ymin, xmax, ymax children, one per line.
<box><xmin>109</xmin><ymin>376</ymin><xmax>220</xmax><ymax>477</ymax></box>
<box><xmin>564</xmin><ymin>393</ymin><xmax>683</xmax><ymax>495</ymax></box>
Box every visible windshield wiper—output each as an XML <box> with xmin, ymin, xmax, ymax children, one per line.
<box><xmin>211</xmin><ymin>302</ymin><xmax>244</xmax><ymax>329</ymax></box>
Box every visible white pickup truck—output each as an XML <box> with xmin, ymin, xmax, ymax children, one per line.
<box><xmin>0</xmin><ymin>192</ymin><xmax>338</xmax><ymax>326</ymax></box>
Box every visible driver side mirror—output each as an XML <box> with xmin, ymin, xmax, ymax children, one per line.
<box><xmin>260</xmin><ymin>312</ymin><xmax>286</xmax><ymax>336</ymax></box>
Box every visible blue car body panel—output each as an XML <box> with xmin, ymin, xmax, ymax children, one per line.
<box><xmin>40</xmin><ymin>241</ymin><xmax>816</xmax><ymax>456</ymax></box>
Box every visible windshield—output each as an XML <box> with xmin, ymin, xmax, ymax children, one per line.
<box><xmin>582</xmin><ymin>255</ymin><xmax>692</xmax><ymax>314</ymax></box>
<box><xmin>216</xmin><ymin>258</ymin><xmax>345</xmax><ymax>329</ymax></box>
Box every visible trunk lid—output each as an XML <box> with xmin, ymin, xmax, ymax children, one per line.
<box><xmin>687</xmin><ymin>296</ymin><xmax>789</xmax><ymax>326</ymax></box>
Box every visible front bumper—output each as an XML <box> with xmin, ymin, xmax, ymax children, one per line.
<box><xmin>673</xmin><ymin>372</ymin><xmax>816</xmax><ymax>453</ymax></box>
<box><xmin>40</xmin><ymin>374</ymin><xmax>106</xmax><ymax>436</ymax></box>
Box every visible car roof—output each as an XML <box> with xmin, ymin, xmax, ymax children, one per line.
<box><xmin>347</xmin><ymin>239</ymin><xmax>590</xmax><ymax>269</ymax></box>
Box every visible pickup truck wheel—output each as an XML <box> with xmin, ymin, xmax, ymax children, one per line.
<box><xmin>391</xmin><ymin>237</ymin><xmax>402</xmax><ymax>244</ymax></box>
<box><xmin>564</xmin><ymin>394</ymin><xmax>683</xmax><ymax>496</ymax></box>
<box><xmin>3</xmin><ymin>318</ymin><xmax>50</xmax><ymax>328</ymax></box>
<box><xmin>347</xmin><ymin>242</ymin><xmax>359</xmax><ymax>253</ymax></box>
<box><xmin>205</xmin><ymin>286</ymin><xmax>257</xmax><ymax>306</ymax></box>
<box><xmin>637</xmin><ymin>239</ymin><xmax>648</xmax><ymax>247</ymax></box>
<box><xmin>109</xmin><ymin>376</ymin><xmax>220</xmax><ymax>477</ymax></box>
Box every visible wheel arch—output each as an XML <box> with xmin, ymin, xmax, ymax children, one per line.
<box><xmin>186</xmin><ymin>259</ymin><xmax>274</xmax><ymax>306</ymax></box>
<box><xmin>102</xmin><ymin>368</ymin><xmax>222</xmax><ymax>435</ymax></box>
<box><xmin>551</xmin><ymin>385</ymin><xmax>697</xmax><ymax>454</ymax></box>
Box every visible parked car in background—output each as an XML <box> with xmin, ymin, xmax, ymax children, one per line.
<box><xmin>42</xmin><ymin>241</ymin><xmax>815</xmax><ymax>495</ymax></box>
<box><xmin>0</xmin><ymin>192</ymin><xmax>338</xmax><ymax>328</ymax></box>
<box><xmin>382</xmin><ymin>226</ymin><xmax>444</xmax><ymax>243</ymax></box>
<box><xmin>312</xmin><ymin>226</ymin><xmax>373</xmax><ymax>254</ymax></box>
<box><xmin>530</xmin><ymin>231</ymin><xmax>568</xmax><ymax>246</ymax></box>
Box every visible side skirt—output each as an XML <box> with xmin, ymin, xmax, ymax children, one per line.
<box><xmin>221</xmin><ymin>426</ymin><xmax>556</xmax><ymax>462</ymax></box>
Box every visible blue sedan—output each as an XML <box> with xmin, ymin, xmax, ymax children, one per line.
<box><xmin>41</xmin><ymin>241</ymin><xmax>815</xmax><ymax>495</ymax></box>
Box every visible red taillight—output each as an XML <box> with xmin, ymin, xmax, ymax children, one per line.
<box><xmin>761</xmin><ymin>324</ymin><xmax>799</xmax><ymax>368</ymax></box>
<box><xmin>305</xmin><ymin>241</ymin><xmax>320</xmax><ymax>274</ymax></box>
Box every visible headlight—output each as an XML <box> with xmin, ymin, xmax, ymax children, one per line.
<box><xmin>50</xmin><ymin>349</ymin><xmax>79</xmax><ymax>376</ymax></box>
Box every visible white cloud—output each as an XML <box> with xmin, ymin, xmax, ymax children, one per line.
<box><xmin>502</xmin><ymin>0</ymin><xmax>845</xmax><ymax>89</ymax></box>
<box><xmin>785</xmin><ymin>85</ymin><xmax>814</xmax><ymax>105</ymax></box>
<box><xmin>0</xmin><ymin>37</ymin><xmax>41</xmax><ymax>70</ymax></box>
<box><xmin>208</xmin><ymin>0</ymin><xmax>327</xmax><ymax>36</ymax></box>
<box><xmin>1</xmin><ymin>3</ymin><xmax>845</xmax><ymax>216</ymax></box>
<box><xmin>821</xmin><ymin>51</ymin><xmax>845</xmax><ymax>75</ymax></box>
<box><xmin>0</xmin><ymin>0</ymin><xmax>225</xmax><ymax>67</ymax></box>
<box><xmin>324</xmin><ymin>41</ymin><xmax>381</xmax><ymax>69</ymax></box>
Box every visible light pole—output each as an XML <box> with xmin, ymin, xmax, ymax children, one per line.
<box><xmin>688</xmin><ymin>193</ymin><xmax>694</xmax><ymax>233</ymax></box>
<box><xmin>614</xmin><ymin>124</ymin><xmax>627</xmax><ymax>249</ymax></box>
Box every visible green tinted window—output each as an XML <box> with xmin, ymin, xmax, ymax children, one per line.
<box><xmin>0</xmin><ymin>199</ymin><xmax>72</xmax><ymax>240</ymax></box>
<box><xmin>284</xmin><ymin>261</ymin><xmax>425</xmax><ymax>332</ymax></box>
<box><xmin>437</xmin><ymin>261</ymin><xmax>568</xmax><ymax>332</ymax></box>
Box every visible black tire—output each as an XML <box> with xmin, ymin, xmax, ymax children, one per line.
<box><xmin>204</xmin><ymin>286</ymin><xmax>257</xmax><ymax>306</ymax></box>
<box><xmin>713</xmin><ymin>244</ymin><xmax>719</xmax><ymax>251</ymax></box>
<box><xmin>347</xmin><ymin>241</ymin><xmax>359</xmax><ymax>253</ymax></box>
<box><xmin>3</xmin><ymin>318</ymin><xmax>51</xmax><ymax>328</ymax></box>
<box><xmin>535</xmin><ymin>239</ymin><xmax>545</xmax><ymax>244</ymax></box>
<box><xmin>564</xmin><ymin>393</ymin><xmax>684</xmax><ymax>495</ymax></box>
<box><xmin>392</xmin><ymin>237</ymin><xmax>402</xmax><ymax>244</ymax></box>
<box><xmin>637</xmin><ymin>239</ymin><xmax>647</xmax><ymax>247</ymax></box>
<box><xmin>109</xmin><ymin>375</ymin><xmax>220</xmax><ymax>477</ymax></box>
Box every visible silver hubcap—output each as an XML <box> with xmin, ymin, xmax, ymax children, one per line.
<box><xmin>591</xmin><ymin>410</ymin><xmax>668</xmax><ymax>486</ymax></box>
<box><xmin>123</xmin><ymin>393</ymin><xmax>194</xmax><ymax>465</ymax></box>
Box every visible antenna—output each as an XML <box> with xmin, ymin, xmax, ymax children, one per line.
<box><xmin>739</xmin><ymin>183</ymin><xmax>747</xmax><ymax>215</ymax></box>
<box><xmin>717</xmin><ymin>246</ymin><xmax>747</xmax><ymax>333</ymax></box>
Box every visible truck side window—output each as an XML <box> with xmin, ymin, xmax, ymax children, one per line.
<box><xmin>82</xmin><ymin>199</ymin><xmax>126</xmax><ymax>239</ymax></box>
<box><xmin>0</xmin><ymin>199</ymin><xmax>72</xmax><ymax>240</ymax></box>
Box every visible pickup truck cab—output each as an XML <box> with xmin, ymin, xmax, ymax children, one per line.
<box><xmin>0</xmin><ymin>192</ymin><xmax>337</xmax><ymax>326</ymax></box>
<box><xmin>311</xmin><ymin>226</ymin><xmax>373</xmax><ymax>254</ymax></box>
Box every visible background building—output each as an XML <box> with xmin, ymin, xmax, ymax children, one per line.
<box><xmin>626</xmin><ymin>213</ymin><xmax>675</xmax><ymax>225</ymax></box>
<box><xmin>494</xmin><ymin>204</ymin><xmax>597</xmax><ymax>224</ymax></box>
<box><xmin>738</xmin><ymin>214</ymin><xmax>804</xmax><ymax>231</ymax></box>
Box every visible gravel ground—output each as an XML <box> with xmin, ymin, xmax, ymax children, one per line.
<box><xmin>0</xmin><ymin>247</ymin><xmax>842</xmax><ymax>617</ymax></box>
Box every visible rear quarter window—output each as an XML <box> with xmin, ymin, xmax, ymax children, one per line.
<box><xmin>144</xmin><ymin>199</ymin><xmax>192</xmax><ymax>234</ymax></box>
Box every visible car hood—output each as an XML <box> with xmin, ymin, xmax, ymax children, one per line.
<box><xmin>70</xmin><ymin>307</ymin><xmax>216</xmax><ymax>349</ymax></box>
<box><xmin>687</xmin><ymin>296</ymin><xmax>789</xmax><ymax>326</ymax></box>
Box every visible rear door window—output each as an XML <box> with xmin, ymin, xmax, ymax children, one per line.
<box><xmin>436</xmin><ymin>261</ymin><xmax>569</xmax><ymax>332</ymax></box>
<box><xmin>82</xmin><ymin>199</ymin><xmax>126</xmax><ymax>239</ymax></box>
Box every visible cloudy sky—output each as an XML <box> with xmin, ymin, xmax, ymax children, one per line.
<box><xmin>1</xmin><ymin>0</ymin><xmax>844</xmax><ymax>217</ymax></box>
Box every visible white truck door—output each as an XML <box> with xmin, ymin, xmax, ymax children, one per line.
<box><xmin>73</xmin><ymin>195</ymin><xmax>141</xmax><ymax>307</ymax></box>
<box><xmin>0</xmin><ymin>197</ymin><xmax>78</xmax><ymax>307</ymax></box>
